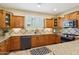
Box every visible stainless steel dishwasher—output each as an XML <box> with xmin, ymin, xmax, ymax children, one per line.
<box><xmin>20</xmin><ymin>36</ymin><xmax>31</xmax><ymax>50</ymax></box>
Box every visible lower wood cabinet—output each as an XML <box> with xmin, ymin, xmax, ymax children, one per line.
<box><xmin>0</xmin><ymin>40</ymin><xmax>9</xmax><ymax>54</ymax></box>
<box><xmin>8</xmin><ymin>36</ymin><xmax>20</xmax><ymax>51</ymax></box>
<box><xmin>0</xmin><ymin>34</ymin><xmax>61</xmax><ymax>54</ymax></box>
<box><xmin>31</xmin><ymin>35</ymin><xmax>40</xmax><ymax>48</ymax></box>
<box><xmin>39</xmin><ymin>35</ymin><xmax>46</xmax><ymax>46</ymax></box>
<box><xmin>31</xmin><ymin>34</ymin><xmax>61</xmax><ymax>48</ymax></box>
<box><xmin>55</xmin><ymin>34</ymin><xmax>61</xmax><ymax>43</ymax></box>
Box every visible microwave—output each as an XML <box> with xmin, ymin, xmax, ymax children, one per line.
<box><xmin>63</xmin><ymin>20</ymin><xmax>77</xmax><ymax>28</ymax></box>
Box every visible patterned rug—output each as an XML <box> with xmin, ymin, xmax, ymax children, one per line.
<box><xmin>30</xmin><ymin>47</ymin><xmax>52</xmax><ymax>55</ymax></box>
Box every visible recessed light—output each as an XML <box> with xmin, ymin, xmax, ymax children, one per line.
<box><xmin>53</xmin><ymin>8</ymin><xmax>57</xmax><ymax>11</ymax></box>
<box><xmin>37</xmin><ymin>3</ymin><xmax>41</xmax><ymax>7</ymax></box>
<box><xmin>37</xmin><ymin>4</ymin><xmax>41</xmax><ymax>7</ymax></box>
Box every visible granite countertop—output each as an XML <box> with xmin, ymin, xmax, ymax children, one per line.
<box><xmin>0</xmin><ymin>33</ymin><xmax>11</xmax><ymax>43</ymax></box>
<box><xmin>0</xmin><ymin>31</ymin><xmax>56</xmax><ymax>43</ymax></box>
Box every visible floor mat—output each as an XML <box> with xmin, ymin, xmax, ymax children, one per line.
<box><xmin>30</xmin><ymin>47</ymin><xmax>52</xmax><ymax>55</ymax></box>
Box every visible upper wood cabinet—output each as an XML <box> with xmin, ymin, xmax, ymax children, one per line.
<box><xmin>11</xmin><ymin>15</ymin><xmax>24</xmax><ymax>28</ymax></box>
<box><xmin>0</xmin><ymin>10</ymin><xmax>5</xmax><ymax>30</ymax></box>
<box><xmin>76</xmin><ymin>15</ymin><xmax>79</xmax><ymax>28</ymax></box>
<box><xmin>0</xmin><ymin>10</ymin><xmax>12</xmax><ymax>30</ymax></box>
<box><xmin>57</xmin><ymin>17</ymin><xmax>63</xmax><ymax>28</ymax></box>
<box><xmin>64</xmin><ymin>14</ymin><xmax>70</xmax><ymax>19</ymax></box>
<box><xmin>64</xmin><ymin>11</ymin><xmax>79</xmax><ymax>20</ymax></box>
<box><xmin>69</xmin><ymin>12</ymin><xmax>79</xmax><ymax>19</ymax></box>
<box><xmin>45</xmin><ymin>18</ymin><xmax>54</xmax><ymax>28</ymax></box>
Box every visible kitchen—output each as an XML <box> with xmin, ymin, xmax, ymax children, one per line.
<box><xmin>0</xmin><ymin>3</ymin><xmax>79</xmax><ymax>55</ymax></box>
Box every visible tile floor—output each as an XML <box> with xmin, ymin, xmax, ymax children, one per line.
<box><xmin>9</xmin><ymin>40</ymin><xmax>79</xmax><ymax>55</ymax></box>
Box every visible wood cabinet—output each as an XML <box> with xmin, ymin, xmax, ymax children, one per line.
<box><xmin>45</xmin><ymin>18</ymin><xmax>54</xmax><ymax>28</ymax></box>
<box><xmin>64</xmin><ymin>11</ymin><xmax>79</xmax><ymax>20</ymax></box>
<box><xmin>54</xmin><ymin>34</ymin><xmax>61</xmax><ymax>43</ymax></box>
<box><xmin>69</xmin><ymin>12</ymin><xmax>79</xmax><ymax>19</ymax></box>
<box><xmin>11</xmin><ymin>15</ymin><xmax>24</xmax><ymax>28</ymax></box>
<box><xmin>8</xmin><ymin>36</ymin><xmax>20</xmax><ymax>51</ymax></box>
<box><xmin>0</xmin><ymin>36</ymin><xmax>20</xmax><ymax>54</ymax></box>
<box><xmin>0</xmin><ymin>10</ymin><xmax>24</xmax><ymax>29</ymax></box>
<box><xmin>64</xmin><ymin>13</ymin><xmax>76</xmax><ymax>20</ymax></box>
<box><xmin>0</xmin><ymin>40</ymin><xmax>9</xmax><ymax>54</ymax></box>
<box><xmin>31</xmin><ymin>35</ymin><xmax>40</xmax><ymax>48</ymax></box>
<box><xmin>31</xmin><ymin>34</ymin><xmax>61</xmax><ymax>48</ymax></box>
<box><xmin>0</xmin><ymin>10</ymin><xmax>12</xmax><ymax>30</ymax></box>
<box><xmin>0</xmin><ymin>10</ymin><xmax>6</xmax><ymax>30</ymax></box>
<box><xmin>0</xmin><ymin>34</ymin><xmax>60</xmax><ymax>54</ymax></box>
<box><xmin>76</xmin><ymin>15</ymin><xmax>79</xmax><ymax>28</ymax></box>
<box><xmin>39</xmin><ymin>35</ymin><xmax>46</xmax><ymax>46</ymax></box>
<box><xmin>64</xmin><ymin>14</ymin><xmax>70</xmax><ymax>19</ymax></box>
<box><xmin>57</xmin><ymin>17</ymin><xmax>63</xmax><ymax>28</ymax></box>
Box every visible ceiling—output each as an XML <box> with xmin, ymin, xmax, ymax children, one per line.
<box><xmin>0</xmin><ymin>3</ymin><xmax>79</xmax><ymax>15</ymax></box>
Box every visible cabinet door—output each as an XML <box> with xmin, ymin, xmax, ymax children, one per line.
<box><xmin>64</xmin><ymin>14</ymin><xmax>70</xmax><ymax>19</ymax></box>
<box><xmin>8</xmin><ymin>36</ymin><xmax>20</xmax><ymax>51</ymax></box>
<box><xmin>0</xmin><ymin>10</ymin><xmax>6</xmax><ymax>30</ymax></box>
<box><xmin>39</xmin><ymin>35</ymin><xmax>46</xmax><ymax>46</ymax></box>
<box><xmin>11</xmin><ymin>16</ymin><xmax>24</xmax><ymax>28</ymax></box>
<box><xmin>76</xmin><ymin>15</ymin><xmax>79</xmax><ymax>28</ymax></box>
<box><xmin>42</xmin><ymin>35</ymin><xmax>49</xmax><ymax>45</ymax></box>
<box><xmin>10</xmin><ymin>15</ymin><xmax>15</xmax><ymax>28</ymax></box>
<box><xmin>16</xmin><ymin>16</ymin><xmax>24</xmax><ymax>28</ymax></box>
<box><xmin>0</xmin><ymin>40</ymin><xmax>8</xmax><ymax>54</ymax></box>
<box><xmin>55</xmin><ymin>35</ymin><xmax>61</xmax><ymax>43</ymax></box>
<box><xmin>48</xmin><ymin>35</ymin><xmax>55</xmax><ymax>44</ymax></box>
<box><xmin>13</xmin><ymin>37</ymin><xmax>20</xmax><ymax>50</ymax></box>
<box><xmin>57</xmin><ymin>17</ymin><xmax>63</xmax><ymax>28</ymax></box>
<box><xmin>45</xmin><ymin>18</ymin><xmax>54</xmax><ymax>28</ymax></box>
<box><xmin>40</xmin><ymin>35</ymin><xmax>55</xmax><ymax>45</ymax></box>
<box><xmin>31</xmin><ymin>36</ymin><xmax>40</xmax><ymax>48</ymax></box>
<box><xmin>8</xmin><ymin>37</ymin><xmax>14</xmax><ymax>51</ymax></box>
<box><xmin>70</xmin><ymin>12</ymin><xmax>77</xmax><ymax>19</ymax></box>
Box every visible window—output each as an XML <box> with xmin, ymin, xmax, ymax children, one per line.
<box><xmin>24</xmin><ymin>16</ymin><xmax>44</xmax><ymax>29</ymax></box>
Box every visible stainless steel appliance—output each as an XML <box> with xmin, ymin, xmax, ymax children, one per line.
<box><xmin>63</xmin><ymin>19</ymin><xmax>77</xmax><ymax>28</ymax></box>
<box><xmin>20</xmin><ymin>36</ymin><xmax>31</xmax><ymax>50</ymax></box>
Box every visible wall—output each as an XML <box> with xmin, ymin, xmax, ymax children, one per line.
<box><xmin>0</xmin><ymin>6</ymin><xmax>54</xmax><ymax>18</ymax></box>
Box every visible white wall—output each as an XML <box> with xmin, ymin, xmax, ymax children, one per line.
<box><xmin>0</xmin><ymin>6</ymin><xmax>54</xmax><ymax>18</ymax></box>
